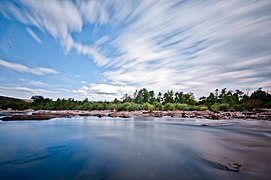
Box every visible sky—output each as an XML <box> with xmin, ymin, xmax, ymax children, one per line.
<box><xmin>0</xmin><ymin>0</ymin><xmax>270</xmax><ymax>101</ymax></box>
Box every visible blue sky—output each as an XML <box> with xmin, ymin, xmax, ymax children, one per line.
<box><xmin>0</xmin><ymin>0</ymin><xmax>270</xmax><ymax>101</ymax></box>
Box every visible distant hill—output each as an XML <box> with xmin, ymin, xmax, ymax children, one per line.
<box><xmin>0</xmin><ymin>96</ymin><xmax>31</xmax><ymax>110</ymax></box>
<box><xmin>0</xmin><ymin>96</ymin><xmax>24</xmax><ymax>103</ymax></box>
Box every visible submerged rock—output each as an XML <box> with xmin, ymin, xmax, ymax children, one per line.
<box><xmin>223</xmin><ymin>163</ymin><xmax>242</xmax><ymax>172</ymax></box>
<box><xmin>205</xmin><ymin>158</ymin><xmax>242</xmax><ymax>172</ymax></box>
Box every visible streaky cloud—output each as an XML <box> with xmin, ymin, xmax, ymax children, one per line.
<box><xmin>26</xmin><ymin>28</ymin><xmax>42</xmax><ymax>44</ymax></box>
<box><xmin>1</xmin><ymin>0</ymin><xmax>270</xmax><ymax>99</ymax></box>
<box><xmin>0</xmin><ymin>59</ymin><xmax>59</xmax><ymax>75</ymax></box>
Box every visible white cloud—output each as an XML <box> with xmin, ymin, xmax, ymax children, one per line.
<box><xmin>73</xmin><ymin>43</ymin><xmax>109</xmax><ymax>66</ymax></box>
<box><xmin>1</xmin><ymin>0</ymin><xmax>110</xmax><ymax>66</ymax></box>
<box><xmin>74</xmin><ymin>83</ymin><xmax>136</xmax><ymax>101</ymax></box>
<box><xmin>25</xmin><ymin>0</ymin><xmax>82</xmax><ymax>50</ymax></box>
<box><xmin>19</xmin><ymin>78</ymin><xmax>45</xmax><ymax>86</ymax></box>
<box><xmin>95</xmin><ymin>35</ymin><xmax>110</xmax><ymax>45</ymax></box>
<box><xmin>0</xmin><ymin>59</ymin><xmax>59</xmax><ymax>75</ymax></box>
<box><xmin>26</xmin><ymin>28</ymin><xmax>42</xmax><ymax>44</ymax></box>
<box><xmin>0</xmin><ymin>83</ymin><xmax>74</xmax><ymax>99</ymax></box>
<box><xmin>72</xmin><ymin>0</ymin><xmax>271</xmax><ymax>99</ymax></box>
<box><xmin>104</xmin><ymin>0</ymin><xmax>271</xmax><ymax>97</ymax></box>
<box><xmin>4</xmin><ymin>0</ymin><xmax>82</xmax><ymax>51</ymax></box>
<box><xmin>1</xmin><ymin>0</ymin><xmax>271</xmax><ymax>99</ymax></box>
<box><xmin>78</xmin><ymin>0</ymin><xmax>109</xmax><ymax>25</ymax></box>
<box><xmin>0</xmin><ymin>85</ymin><xmax>56</xmax><ymax>95</ymax></box>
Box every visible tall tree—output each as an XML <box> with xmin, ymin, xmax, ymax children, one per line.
<box><xmin>163</xmin><ymin>90</ymin><xmax>174</xmax><ymax>103</ymax></box>
<box><xmin>157</xmin><ymin>92</ymin><xmax>163</xmax><ymax>103</ymax></box>
<box><xmin>149</xmin><ymin>90</ymin><xmax>155</xmax><ymax>104</ymax></box>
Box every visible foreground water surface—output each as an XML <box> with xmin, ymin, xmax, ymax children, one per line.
<box><xmin>0</xmin><ymin>117</ymin><xmax>270</xmax><ymax>180</ymax></box>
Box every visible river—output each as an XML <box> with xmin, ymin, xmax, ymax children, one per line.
<box><xmin>0</xmin><ymin>117</ymin><xmax>270</xmax><ymax>179</ymax></box>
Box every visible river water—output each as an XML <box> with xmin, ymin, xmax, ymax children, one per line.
<box><xmin>0</xmin><ymin>117</ymin><xmax>270</xmax><ymax>180</ymax></box>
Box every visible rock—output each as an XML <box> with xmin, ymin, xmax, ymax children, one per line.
<box><xmin>150</xmin><ymin>112</ymin><xmax>163</xmax><ymax>117</ymax></box>
<box><xmin>108</xmin><ymin>112</ymin><xmax>119</xmax><ymax>117</ymax></box>
<box><xmin>204</xmin><ymin>158</ymin><xmax>242</xmax><ymax>172</ymax></box>
<box><xmin>234</xmin><ymin>112</ymin><xmax>245</xmax><ymax>119</ymax></box>
<box><xmin>108</xmin><ymin>112</ymin><xmax>132</xmax><ymax>118</ymax></box>
<box><xmin>170</xmin><ymin>111</ymin><xmax>183</xmax><ymax>117</ymax></box>
<box><xmin>211</xmin><ymin>114</ymin><xmax>219</xmax><ymax>120</ymax></box>
<box><xmin>120</xmin><ymin>113</ymin><xmax>132</xmax><ymax>118</ymax></box>
<box><xmin>142</xmin><ymin>111</ymin><xmax>149</xmax><ymax>114</ymax></box>
<box><xmin>224</xmin><ymin>163</ymin><xmax>242</xmax><ymax>172</ymax></box>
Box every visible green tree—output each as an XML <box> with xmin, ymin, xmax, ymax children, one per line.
<box><xmin>149</xmin><ymin>90</ymin><xmax>156</xmax><ymax>104</ymax></box>
<box><xmin>134</xmin><ymin>88</ymin><xmax>149</xmax><ymax>103</ymax></box>
<box><xmin>163</xmin><ymin>90</ymin><xmax>174</xmax><ymax>103</ymax></box>
<box><xmin>157</xmin><ymin>92</ymin><xmax>163</xmax><ymax>103</ymax></box>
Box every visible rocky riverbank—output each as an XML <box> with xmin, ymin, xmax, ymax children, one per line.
<box><xmin>1</xmin><ymin>109</ymin><xmax>271</xmax><ymax>121</ymax></box>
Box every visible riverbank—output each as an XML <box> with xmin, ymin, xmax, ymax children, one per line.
<box><xmin>1</xmin><ymin>109</ymin><xmax>271</xmax><ymax>121</ymax></box>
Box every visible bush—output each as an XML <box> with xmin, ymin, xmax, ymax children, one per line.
<box><xmin>210</xmin><ymin>103</ymin><xmax>219</xmax><ymax>112</ymax></box>
<box><xmin>164</xmin><ymin>103</ymin><xmax>174</xmax><ymax>111</ymax></box>
<box><xmin>115</xmin><ymin>103</ymin><xmax>122</xmax><ymax>111</ymax></box>
<box><xmin>107</xmin><ymin>103</ymin><xmax>117</xmax><ymax>110</ymax></box>
<box><xmin>142</xmin><ymin>103</ymin><xmax>155</xmax><ymax>111</ymax></box>
<box><xmin>264</xmin><ymin>102</ymin><xmax>271</xmax><ymax>108</ymax></box>
<box><xmin>246</xmin><ymin>100</ymin><xmax>263</xmax><ymax>111</ymax></box>
<box><xmin>174</xmin><ymin>103</ymin><xmax>188</xmax><ymax>110</ymax></box>
<box><xmin>219</xmin><ymin>103</ymin><xmax>230</xmax><ymax>112</ymax></box>
<box><xmin>127</xmin><ymin>103</ymin><xmax>140</xmax><ymax>111</ymax></box>
<box><xmin>117</xmin><ymin>102</ymin><xmax>141</xmax><ymax>111</ymax></box>
<box><xmin>153</xmin><ymin>102</ymin><xmax>162</xmax><ymax>110</ymax></box>
<box><xmin>199</xmin><ymin>105</ymin><xmax>208</xmax><ymax>111</ymax></box>
<box><xmin>120</xmin><ymin>102</ymin><xmax>133</xmax><ymax>111</ymax></box>
<box><xmin>187</xmin><ymin>105</ymin><xmax>200</xmax><ymax>111</ymax></box>
<box><xmin>133</xmin><ymin>103</ymin><xmax>142</xmax><ymax>111</ymax></box>
<box><xmin>232</xmin><ymin>104</ymin><xmax>245</xmax><ymax>111</ymax></box>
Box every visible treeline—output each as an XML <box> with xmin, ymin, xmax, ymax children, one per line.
<box><xmin>199</xmin><ymin>88</ymin><xmax>271</xmax><ymax>112</ymax></box>
<box><xmin>28</xmin><ymin>88</ymin><xmax>271</xmax><ymax>112</ymax></box>
<box><xmin>0</xmin><ymin>88</ymin><xmax>270</xmax><ymax>112</ymax></box>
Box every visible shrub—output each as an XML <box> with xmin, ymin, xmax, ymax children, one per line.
<box><xmin>187</xmin><ymin>105</ymin><xmax>200</xmax><ymax>111</ymax></box>
<box><xmin>232</xmin><ymin>104</ymin><xmax>245</xmax><ymax>111</ymax></box>
<box><xmin>210</xmin><ymin>103</ymin><xmax>219</xmax><ymax>112</ymax></box>
<box><xmin>199</xmin><ymin>105</ymin><xmax>208</xmax><ymax>111</ymax></box>
<box><xmin>121</xmin><ymin>102</ymin><xmax>133</xmax><ymax>111</ymax></box>
<box><xmin>174</xmin><ymin>103</ymin><xmax>188</xmax><ymax>110</ymax></box>
<box><xmin>127</xmin><ymin>103</ymin><xmax>138</xmax><ymax>111</ymax></box>
<box><xmin>133</xmin><ymin>103</ymin><xmax>142</xmax><ymax>111</ymax></box>
<box><xmin>219</xmin><ymin>103</ymin><xmax>230</xmax><ymax>112</ymax></box>
<box><xmin>153</xmin><ymin>102</ymin><xmax>163</xmax><ymax>110</ymax></box>
<box><xmin>164</xmin><ymin>103</ymin><xmax>174</xmax><ymax>111</ymax></box>
<box><xmin>142</xmin><ymin>103</ymin><xmax>155</xmax><ymax>111</ymax></box>
<box><xmin>116</xmin><ymin>103</ymin><xmax>123</xmax><ymax>111</ymax></box>
<box><xmin>97</xmin><ymin>104</ymin><xmax>105</xmax><ymax>110</ymax></box>
<box><xmin>264</xmin><ymin>102</ymin><xmax>271</xmax><ymax>108</ymax></box>
<box><xmin>107</xmin><ymin>103</ymin><xmax>117</xmax><ymax>111</ymax></box>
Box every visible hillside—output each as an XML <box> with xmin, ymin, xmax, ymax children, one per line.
<box><xmin>0</xmin><ymin>96</ymin><xmax>24</xmax><ymax>103</ymax></box>
<box><xmin>0</xmin><ymin>96</ymin><xmax>31</xmax><ymax>110</ymax></box>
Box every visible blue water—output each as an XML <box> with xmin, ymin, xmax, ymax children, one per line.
<box><xmin>0</xmin><ymin>117</ymin><xmax>270</xmax><ymax>180</ymax></box>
